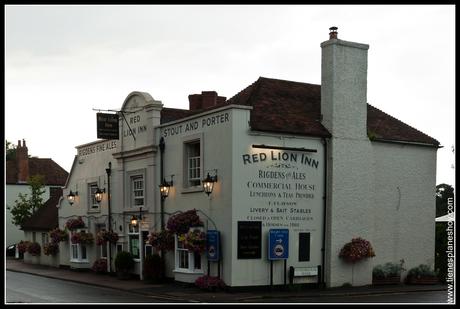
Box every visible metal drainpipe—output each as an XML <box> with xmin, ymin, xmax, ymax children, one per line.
<box><xmin>106</xmin><ymin>162</ymin><xmax>112</xmax><ymax>273</ymax></box>
<box><xmin>321</xmin><ymin>137</ymin><xmax>328</xmax><ymax>288</ymax></box>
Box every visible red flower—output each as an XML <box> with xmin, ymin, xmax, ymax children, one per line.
<box><xmin>339</xmin><ymin>237</ymin><xmax>375</xmax><ymax>263</ymax></box>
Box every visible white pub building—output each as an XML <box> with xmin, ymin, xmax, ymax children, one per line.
<box><xmin>58</xmin><ymin>28</ymin><xmax>439</xmax><ymax>288</ymax></box>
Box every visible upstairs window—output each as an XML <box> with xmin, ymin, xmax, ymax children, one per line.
<box><xmin>185</xmin><ymin>141</ymin><xmax>201</xmax><ymax>187</ymax></box>
<box><xmin>131</xmin><ymin>175</ymin><xmax>144</xmax><ymax>207</ymax></box>
<box><xmin>88</xmin><ymin>183</ymin><xmax>99</xmax><ymax>210</ymax></box>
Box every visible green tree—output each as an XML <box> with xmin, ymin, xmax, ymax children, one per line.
<box><xmin>436</xmin><ymin>183</ymin><xmax>455</xmax><ymax>217</ymax></box>
<box><xmin>6</xmin><ymin>140</ymin><xmax>16</xmax><ymax>161</ymax></box>
<box><xmin>7</xmin><ymin>175</ymin><xmax>46</xmax><ymax>227</ymax></box>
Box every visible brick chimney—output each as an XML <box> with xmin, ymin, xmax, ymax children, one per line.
<box><xmin>16</xmin><ymin>139</ymin><xmax>29</xmax><ymax>183</ymax></box>
<box><xmin>188</xmin><ymin>91</ymin><xmax>226</xmax><ymax>110</ymax></box>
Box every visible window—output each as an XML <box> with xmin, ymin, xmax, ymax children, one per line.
<box><xmin>70</xmin><ymin>229</ymin><xmax>89</xmax><ymax>262</ymax></box>
<box><xmin>131</xmin><ymin>175</ymin><xmax>144</xmax><ymax>207</ymax></box>
<box><xmin>185</xmin><ymin>140</ymin><xmax>201</xmax><ymax>187</ymax></box>
<box><xmin>299</xmin><ymin>233</ymin><xmax>311</xmax><ymax>262</ymax></box>
<box><xmin>174</xmin><ymin>233</ymin><xmax>203</xmax><ymax>273</ymax></box>
<box><xmin>128</xmin><ymin>224</ymin><xmax>140</xmax><ymax>259</ymax></box>
<box><xmin>41</xmin><ymin>233</ymin><xmax>49</xmax><ymax>246</ymax></box>
<box><xmin>88</xmin><ymin>183</ymin><xmax>99</xmax><ymax>210</ymax></box>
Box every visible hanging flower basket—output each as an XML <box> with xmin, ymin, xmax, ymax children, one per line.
<box><xmin>71</xmin><ymin>231</ymin><xmax>94</xmax><ymax>245</ymax></box>
<box><xmin>96</xmin><ymin>230</ymin><xmax>119</xmax><ymax>246</ymax></box>
<box><xmin>17</xmin><ymin>240</ymin><xmax>31</xmax><ymax>254</ymax></box>
<box><xmin>339</xmin><ymin>237</ymin><xmax>375</xmax><ymax>263</ymax></box>
<box><xmin>179</xmin><ymin>229</ymin><xmax>206</xmax><ymax>254</ymax></box>
<box><xmin>49</xmin><ymin>228</ymin><xmax>68</xmax><ymax>243</ymax></box>
<box><xmin>167</xmin><ymin>209</ymin><xmax>203</xmax><ymax>235</ymax></box>
<box><xmin>147</xmin><ymin>230</ymin><xmax>175</xmax><ymax>252</ymax></box>
<box><xmin>27</xmin><ymin>242</ymin><xmax>41</xmax><ymax>256</ymax></box>
<box><xmin>65</xmin><ymin>216</ymin><xmax>85</xmax><ymax>230</ymax></box>
<box><xmin>43</xmin><ymin>242</ymin><xmax>59</xmax><ymax>256</ymax></box>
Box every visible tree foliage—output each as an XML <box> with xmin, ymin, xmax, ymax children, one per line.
<box><xmin>8</xmin><ymin>175</ymin><xmax>46</xmax><ymax>227</ymax></box>
<box><xmin>6</xmin><ymin>140</ymin><xmax>16</xmax><ymax>161</ymax></box>
<box><xmin>436</xmin><ymin>183</ymin><xmax>455</xmax><ymax>217</ymax></box>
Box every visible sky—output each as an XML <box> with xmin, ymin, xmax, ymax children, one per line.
<box><xmin>5</xmin><ymin>5</ymin><xmax>455</xmax><ymax>188</ymax></box>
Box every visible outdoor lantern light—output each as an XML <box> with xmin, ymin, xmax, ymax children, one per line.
<box><xmin>95</xmin><ymin>188</ymin><xmax>105</xmax><ymax>203</ymax></box>
<box><xmin>159</xmin><ymin>177</ymin><xmax>174</xmax><ymax>200</ymax></box>
<box><xmin>130</xmin><ymin>215</ymin><xmax>138</xmax><ymax>226</ymax></box>
<box><xmin>202</xmin><ymin>172</ymin><xmax>218</xmax><ymax>196</ymax></box>
<box><xmin>67</xmin><ymin>190</ymin><xmax>78</xmax><ymax>205</ymax></box>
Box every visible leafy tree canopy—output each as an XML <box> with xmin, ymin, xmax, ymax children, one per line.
<box><xmin>6</xmin><ymin>140</ymin><xmax>16</xmax><ymax>161</ymax></box>
<box><xmin>8</xmin><ymin>175</ymin><xmax>46</xmax><ymax>227</ymax></box>
<box><xmin>436</xmin><ymin>183</ymin><xmax>455</xmax><ymax>217</ymax></box>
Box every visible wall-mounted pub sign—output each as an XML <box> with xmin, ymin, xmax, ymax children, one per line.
<box><xmin>97</xmin><ymin>113</ymin><xmax>119</xmax><ymax>140</ymax></box>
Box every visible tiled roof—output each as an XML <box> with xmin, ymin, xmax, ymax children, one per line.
<box><xmin>21</xmin><ymin>188</ymin><xmax>62</xmax><ymax>231</ymax></box>
<box><xmin>226</xmin><ymin>77</ymin><xmax>440</xmax><ymax>146</ymax></box>
<box><xmin>6</xmin><ymin>158</ymin><xmax>69</xmax><ymax>185</ymax></box>
<box><xmin>160</xmin><ymin>76</ymin><xmax>440</xmax><ymax>147</ymax></box>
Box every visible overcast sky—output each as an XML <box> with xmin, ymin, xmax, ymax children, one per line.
<box><xmin>5</xmin><ymin>5</ymin><xmax>455</xmax><ymax>187</ymax></box>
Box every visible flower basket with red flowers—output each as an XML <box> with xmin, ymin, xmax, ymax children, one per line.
<box><xmin>195</xmin><ymin>275</ymin><xmax>226</xmax><ymax>291</ymax></box>
<box><xmin>96</xmin><ymin>230</ymin><xmax>119</xmax><ymax>246</ymax></box>
<box><xmin>147</xmin><ymin>230</ymin><xmax>174</xmax><ymax>252</ymax></box>
<box><xmin>339</xmin><ymin>237</ymin><xmax>375</xmax><ymax>263</ymax></box>
<box><xmin>65</xmin><ymin>217</ymin><xmax>85</xmax><ymax>230</ymax></box>
<box><xmin>49</xmin><ymin>228</ymin><xmax>68</xmax><ymax>243</ymax></box>
<box><xmin>92</xmin><ymin>258</ymin><xmax>108</xmax><ymax>274</ymax></box>
<box><xmin>178</xmin><ymin>229</ymin><xmax>206</xmax><ymax>254</ymax></box>
<box><xmin>27</xmin><ymin>242</ymin><xmax>41</xmax><ymax>256</ymax></box>
<box><xmin>71</xmin><ymin>231</ymin><xmax>94</xmax><ymax>245</ymax></box>
<box><xmin>17</xmin><ymin>240</ymin><xmax>31</xmax><ymax>254</ymax></box>
<box><xmin>43</xmin><ymin>242</ymin><xmax>59</xmax><ymax>256</ymax></box>
<box><xmin>166</xmin><ymin>209</ymin><xmax>203</xmax><ymax>235</ymax></box>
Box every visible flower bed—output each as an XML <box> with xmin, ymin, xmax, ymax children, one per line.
<box><xmin>339</xmin><ymin>237</ymin><xmax>375</xmax><ymax>263</ymax></box>
<box><xmin>92</xmin><ymin>258</ymin><xmax>108</xmax><ymax>273</ymax></box>
<box><xmin>372</xmin><ymin>261</ymin><xmax>404</xmax><ymax>285</ymax></box>
<box><xmin>405</xmin><ymin>264</ymin><xmax>439</xmax><ymax>285</ymax></box>
<box><xmin>96</xmin><ymin>230</ymin><xmax>119</xmax><ymax>245</ymax></box>
<box><xmin>195</xmin><ymin>275</ymin><xmax>226</xmax><ymax>291</ymax></box>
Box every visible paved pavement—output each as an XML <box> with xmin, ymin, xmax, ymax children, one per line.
<box><xmin>5</xmin><ymin>258</ymin><xmax>448</xmax><ymax>303</ymax></box>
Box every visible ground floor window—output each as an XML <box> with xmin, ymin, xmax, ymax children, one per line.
<box><xmin>70</xmin><ymin>229</ymin><xmax>89</xmax><ymax>262</ymax></box>
<box><xmin>175</xmin><ymin>235</ymin><xmax>202</xmax><ymax>272</ymax></box>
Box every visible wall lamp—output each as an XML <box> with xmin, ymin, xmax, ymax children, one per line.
<box><xmin>202</xmin><ymin>171</ymin><xmax>218</xmax><ymax>196</ymax></box>
<box><xmin>130</xmin><ymin>207</ymin><xmax>144</xmax><ymax>226</ymax></box>
<box><xmin>159</xmin><ymin>176</ymin><xmax>174</xmax><ymax>200</ymax></box>
<box><xmin>67</xmin><ymin>190</ymin><xmax>78</xmax><ymax>205</ymax></box>
<box><xmin>95</xmin><ymin>188</ymin><xmax>105</xmax><ymax>203</ymax></box>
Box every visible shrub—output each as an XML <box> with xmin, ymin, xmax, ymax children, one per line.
<box><xmin>92</xmin><ymin>258</ymin><xmax>108</xmax><ymax>273</ymax></box>
<box><xmin>195</xmin><ymin>275</ymin><xmax>226</xmax><ymax>291</ymax></box>
<box><xmin>143</xmin><ymin>254</ymin><xmax>164</xmax><ymax>282</ymax></box>
<box><xmin>406</xmin><ymin>264</ymin><xmax>438</xmax><ymax>279</ymax></box>
<box><xmin>27</xmin><ymin>242</ymin><xmax>41</xmax><ymax>256</ymax></box>
<box><xmin>17</xmin><ymin>240</ymin><xmax>30</xmax><ymax>254</ymax></box>
<box><xmin>115</xmin><ymin>251</ymin><xmax>134</xmax><ymax>273</ymax></box>
<box><xmin>65</xmin><ymin>216</ymin><xmax>85</xmax><ymax>230</ymax></box>
<box><xmin>167</xmin><ymin>209</ymin><xmax>203</xmax><ymax>235</ymax></box>
<box><xmin>373</xmin><ymin>261</ymin><xmax>405</xmax><ymax>279</ymax></box>
<box><xmin>43</xmin><ymin>242</ymin><xmax>59</xmax><ymax>256</ymax></box>
<box><xmin>147</xmin><ymin>230</ymin><xmax>174</xmax><ymax>252</ymax></box>
<box><xmin>339</xmin><ymin>237</ymin><xmax>375</xmax><ymax>263</ymax></box>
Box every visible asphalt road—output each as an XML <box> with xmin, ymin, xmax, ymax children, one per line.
<box><xmin>5</xmin><ymin>271</ymin><xmax>183</xmax><ymax>303</ymax></box>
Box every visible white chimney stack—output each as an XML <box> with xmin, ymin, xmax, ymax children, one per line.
<box><xmin>320</xmin><ymin>26</ymin><xmax>369</xmax><ymax>140</ymax></box>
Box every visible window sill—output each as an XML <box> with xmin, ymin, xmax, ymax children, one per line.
<box><xmin>181</xmin><ymin>187</ymin><xmax>203</xmax><ymax>194</ymax></box>
<box><xmin>88</xmin><ymin>209</ymin><xmax>100</xmax><ymax>214</ymax></box>
<box><xmin>70</xmin><ymin>259</ymin><xmax>89</xmax><ymax>263</ymax></box>
<box><xmin>173</xmin><ymin>268</ymin><xmax>204</xmax><ymax>275</ymax></box>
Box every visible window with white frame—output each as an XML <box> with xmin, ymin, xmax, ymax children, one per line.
<box><xmin>41</xmin><ymin>232</ymin><xmax>49</xmax><ymax>246</ymax></box>
<box><xmin>185</xmin><ymin>140</ymin><xmax>201</xmax><ymax>187</ymax></box>
<box><xmin>70</xmin><ymin>229</ymin><xmax>89</xmax><ymax>262</ymax></box>
<box><xmin>175</xmin><ymin>233</ymin><xmax>203</xmax><ymax>273</ymax></box>
<box><xmin>88</xmin><ymin>183</ymin><xmax>99</xmax><ymax>210</ymax></box>
<box><xmin>131</xmin><ymin>175</ymin><xmax>144</xmax><ymax>207</ymax></box>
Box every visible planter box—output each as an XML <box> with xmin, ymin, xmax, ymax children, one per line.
<box><xmin>373</xmin><ymin>276</ymin><xmax>401</xmax><ymax>285</ymax></box>
<box><xmin>406</xmin><ymin>277</ymin><xmax>439</xmax><ymax>285</ymax></box>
